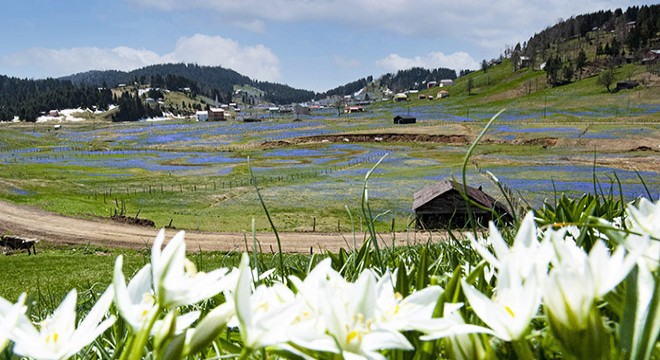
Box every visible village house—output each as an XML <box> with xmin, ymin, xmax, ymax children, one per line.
<box><xmin>642</xmin><ymin>50</ymin><xmax>660</xmax><ymax>65</ymax></box>
<box><xmin>518</xmin><ymin>56</ymin><xmax>531</xmax><ymax>68</ymax></box>
<box><xmin>195</xmin><ymin>110</ymin><xmax>208</xmax><ymax>121</ymax></box>
<box><xmin>208</xmin><ymin>107</ymin><xmax>225</xmax><ymax>121</ymax></box>
<box><xmin>393</xmin><ymin>93</ymin><xmax>408</xmax><ymax>102</ymax></box>
<box><xmin>412</xmin><ymin>180</ymin><xmax>510</xmax><ymax>229</ymax></box>
<box><xmin>440</xmin><ymin>79</ymin><xmax>454</xmax><ymax>87</ymax></box>
<box><xmin>344</xmin><ymin>106</ymin><xmax>365</xmax><ymax>114</ymax></box>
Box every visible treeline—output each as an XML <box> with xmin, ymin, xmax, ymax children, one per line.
<box><xmin>148</xmin><ymin>74</ymin><xmax>200</xmax><ymax>95</ymax></box>
<box><xmin>379</xmin><ymin>67</ymin><xmax>456</xmax><ymax>92</ymax></box>
<box><xmin>317</xmin><ymin>76</ymin><xmax>373</xmax><ymax>99</ymax></box>
<box><xmin>494</xmin><ymin>5</ymin><xmax>660</xmax><ymax>88</ymax></box>
<box><xmin>0</xmin><ymin>75</ymin><xmax>112</xmax><ymax>122</ymax></box>
<box><xmin>62</xmin><ymin>63</ymin><xmax>313</xmax><ymax>105</ymax></box>
<box><xmin>253</xmin><ymin>80</ymin><xmax>315</xmax><ymax>104</ymax></box>
<box><xmin>524</xmin><ymin>5</ymin><xmax>659</xmax><ymax>63</ymax></box>
<box><xmin>317</xmin><ymin>67</ymin><xmax>457</xmax><ymax>98</ymax></box>
<box><xmin>112</xmin><ymin>91</ymin><xmax>162</xmax><ymax>122</ymax></box>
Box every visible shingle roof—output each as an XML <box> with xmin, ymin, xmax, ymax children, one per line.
<box><xmin>412</xmin><ymin>180</ymin><xmax>502</xmax><ymax>211</ymax></box>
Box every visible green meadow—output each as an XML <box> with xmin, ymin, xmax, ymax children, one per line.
<box><xmin>1</xmin><ymin>61</ymin><xmax>659</xmax><ymax>297</ymax></box>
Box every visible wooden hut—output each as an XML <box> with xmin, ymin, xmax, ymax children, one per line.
<box><xmin>413</xmin><ymin>180</ymin><xmax>510</xmax><ymax>229</ymax></box>
<box><xmin>208</xmin><ymin>107</ymin><xmax>226</xmax><ymax>121</ymax></box>
<box><xmin>393</xmin><ymin>115</ymin><xmax>416</xmax><ymax>124</ymax></box>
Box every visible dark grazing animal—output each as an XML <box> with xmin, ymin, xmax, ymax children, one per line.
<box><xmin>0</xmin><ymin>235</ymin><xmax>38</xmax><ymax>255</ymax></box>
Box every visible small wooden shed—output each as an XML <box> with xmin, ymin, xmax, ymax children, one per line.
<box><xmin>413</xmin><ymin>180</ymin><xmax>510</xmax><ymax>229</ymax></box>
<box><xmin>393</xmin><ymin>115</ymin><xmax>416</xmax><ymax>124</ymax></box>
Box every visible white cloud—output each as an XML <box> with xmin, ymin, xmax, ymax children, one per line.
<box><xmin>376</xmin><ymin>51</ymin><xmax>480</xmax><ymax>73</ymax></box>
<box><xmin>1</xmin><ymin>47</ymin><xmax>162</xmax><ymax>77</ymax></box>
<box><xmin>128</xmin><ymin>0</ymin><xmax>653</xmax><ymax>49</ymax></box>
<box><xmin>0</xmin><ymin>34</ymin><xmax>280</xmax><ymax>81</ymax></box>
<box><xmin>165</xmin><ymin>34</ymin><xmax>280</xmax><ymax>81</ymax></box>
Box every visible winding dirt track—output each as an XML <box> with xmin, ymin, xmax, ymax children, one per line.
<box><xmin>0</xmin><ymin>200</ymin><xmax>434</xmax><ymax>253</ymax></box>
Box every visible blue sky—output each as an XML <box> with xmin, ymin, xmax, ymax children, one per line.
<box><xmin>0</xmin><ymin>0</ymin><xmax>655</xmax><ymax>92</ymax></box>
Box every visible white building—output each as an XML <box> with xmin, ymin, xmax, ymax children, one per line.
<box><xmin>196</xmin><ymin>111</ymin><xmax>208</xmax><ymax>121</ymax></box>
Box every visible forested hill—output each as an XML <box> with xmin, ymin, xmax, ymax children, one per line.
<box><xmin>520</xmin><ymin>4</ymin><xmax>659</xmax><ymax>63</ymax></box>
<box><xmin>61</xmin><ymin>63</ymin><xmax>314</xmax><ymax>104</ymax></box>
<box><xmin>0</xmin><ymin>75</ymin><xmax>113</xmax><ymax>122</ymax></box>
<box><xmin>317</xmin><ymin>67</ymin><xmax>457</xmax><ymax>98</ymax></box>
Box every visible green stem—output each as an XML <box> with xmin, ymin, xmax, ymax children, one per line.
<box><xmin>461</xmin><ymin>109</ymin><xmax>505</xmax><ymax>239</ymax></box>
<box><xmin>361</xmin><ymin>154</ymin><xmax>388</xmax><ymax>273</ymax></box>
<box><xmin>238</xmin><ymin>347</ymin><xmax>252</xmax><ymax>360</ymax></box>
<box><xmin>118</xmin><ymin>336</ymin><xmax>135</xmax><ymax>360</ymax></box>
<box><xmin>127</xmin><ymin>306</ymin><xmax>161</xmax><ymax>360</ymax></box>
<box><xmin>512</xmin><ymin>339</ymin><xmax>534</xmax><ymax>360</ymax></box>
<box><xmin>248</xmin><ymin>157</ymin><xmax>286</xmax><ymax>282</ymax></box>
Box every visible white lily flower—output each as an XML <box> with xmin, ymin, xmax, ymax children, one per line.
<box><xmin>626</xmin><ymin>198</ymin><xmax>660</xmax><ymax>237</ymax></box>
<box><xmin>287</xmin><ymin>259</ymin><xmax>414</xmax><ymax>359</ymax></box>
<box><xmin>373</xmin><ymin>271</ymin><xmax>443</xmax><ymax>332</ymax></box>
<box><xmin>461</xmin><ymin>262</ymin><xmax>541</xmax><ymax>342</ymax></box>
<box><xmin>11</xmin><ymin>287</ymin><xmax>115</xmax><ymax>360</ymax></box>
<box><xmin>287</xmin><ymin>258</ymin><xmax>346</xmax><ymax>353</ymax></box>
<box><xmin>0</xmin><ymin>294</ymin><xmax>27</xmax><ymax>352</ymax></box>
<box><xmin>183</xmin><ymin>302</ymin><xmax>234</xmax><ymax>356</ymax></box>
<box><xmin>151</xmin><ymin>229</ymin><xmax>235</xmax><ymax>308</ymax></box>
<box><xmin>155</xmin><ymin>310</ymin><xmax>201</xmax><ymax>337</ymax></box>
<box><xmin>623</xmin><ymin>198</ymin><xmax>660</xmax><ymax>270</ymax></box>
<box><xmin>470</xmin><ymin>212</ymin><xmax>551</xmax><ymax>286</ymax></box>
<box><xmin>233</xmin><ymin>253</ymin><xmax>297</xmax><ymax>350</ymax></box>
<box><xmin>416</xmin><ymin>303</ymin><xmax>493</xmax><ymax>341</ymax></box>
<box><xmin>587</xmin><ymin>240</ymin><xmax>639</xmax><ymax>297</ymax></box>
<box><xmin>318</xmin><ymin>269</ymin><xmax>413</xmax><ymax>360</ymax></box>
<box><xmin>114</xmin><ymin>257</ymin><xmax>159</xmax><ymax>333</ymax></box>
<box><xmin>541</xmin><ymin>238</ymin><xmax>616</xmax><ymax>359</ymax></box>
<box><xmin>544</xmin><ymin>236</ymin><xmax>639</xmax><ymax>329</ymax></box>
<box><xmin>416</xmin><ymin>303</ymin><xmax>491</xmax><ymax>360</ymax></box>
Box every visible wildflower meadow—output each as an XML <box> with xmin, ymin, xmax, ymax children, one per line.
<box><xmin>1</xmin><ymin>115</ymin><xmax>659</xmax><ymax>359</ymax></box>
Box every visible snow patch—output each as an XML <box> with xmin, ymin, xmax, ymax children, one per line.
<box><xmin>36</xmin><ymin>108</ymin><xmax>92</xmax><ymax>123</ymax></box>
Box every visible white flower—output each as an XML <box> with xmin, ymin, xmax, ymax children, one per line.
<box><xmin>11</xmin><ymin>287</ymin><xmax>115</xmax><ymax>360</ymax></box>
<box><xmin>0</xmin><ymin>294</ymin><xmax>27</xmax><ymax>352</ymax></box>
<box><xmin>544</xmin><ymin>236</ymin><xmax>639</xmax><ymax>329</ymax></box>
<box><xmin>373</xmin><ymin>271</ymin><xmax>443</xmax><ymax>332</ymax></box>
<box><xmin>624</xmin><ymin>234</ymin><xmax>659</xmax><ymax>271</ymax></box>
<box><xmin>316</xmin><ymin>269</ymin><xmax>413</xmax><ymax>360</ymax></box>
<box><xmin>416</xmin><ymin>303</ymin><xmax>493</xmax><ymax>341</ymax></box>
<box><xmin>233</xmin><ymin>253</ymin><xmax>297</xmax><ymax>350</ymax></box>
<box><xmin>461</xmin><ymin>261</ymin><xmax>541</xmax><ymax>342</ymax></box>
<box><xmin>416</xmin><ymin>303</ymin><xmax>490</xmax><ymax>360</ymax></box>
<box><xmin>183</xmin><ymin>302</ymin><xmax>235</xmax><ymax>356</ymax></box>
<box><xmin>626</xmin><ymin>198</ymin><xmax>660</xmax><ymax>238</ymax></box>
<box><xmin>113</xmin><ymin>257</ymin><xmax>159</xmax><ymax>333</ymax></box>
<box><xmin>287</xmin><ymin>259</ymin><xmax>413</xmax><ymax>359</ymax></box>
<box><xmin>623</xmin><ymin>198</ymin><xmax>660</xmax><ymax>270</ymax></box>
<box><xmin>470</xmin><ymin>212</ymin><xmax>551</xmax><ymax>286</ymax></box>
<box><xmin>151</xmin><ymin>229</ymin><xmax>235</xmax><ymax>308</ymax></box>
<box><xmin>286</xmin><ymin>258</ymin><xmax>344</xmax><ymax>354</ymax></box>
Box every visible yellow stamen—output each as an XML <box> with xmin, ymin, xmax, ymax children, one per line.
<box><xmin>346</xmin><ymin>330</ymin><xmax>362</xmax><ymax>344</ymax></box>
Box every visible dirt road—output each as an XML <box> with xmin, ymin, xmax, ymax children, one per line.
<box><xmin>0</xmin><ymin>200</ymin><xmax>435</xmax><ymax>253</ymax></box>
